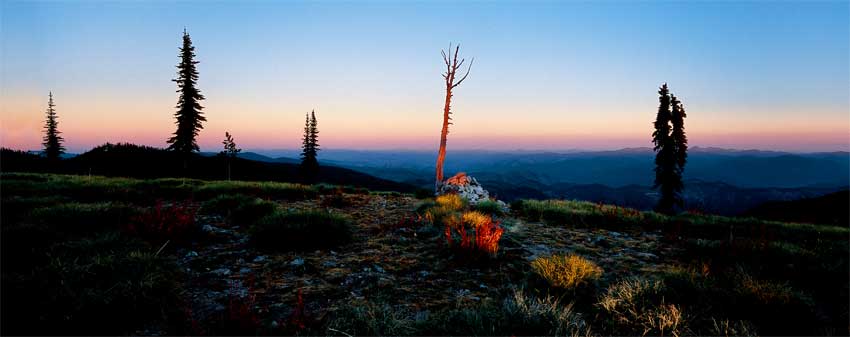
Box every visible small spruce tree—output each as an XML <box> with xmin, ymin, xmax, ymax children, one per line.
<box><xmin>166</xmin><ymin>29</ymin><xmax>206</xmax><ymax>155</ymax></box>
<box><xmin>42</xmin><ymin>91</ymin><xmax>65</xmax><ymax>160</ymax></box>
<box><xmin>300</xmin><ymin>110</ymin><xmax>320</xmax><ymax>179</ymax></box>
<box><xmin>221</xmin><ymin>131</ymin><xmax>241</xmax><ymax>180</ymax></box>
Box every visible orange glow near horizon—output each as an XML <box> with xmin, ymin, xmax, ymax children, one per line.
<box><xmin>2</xmin><ymin>93</ymin><xmax>848</xmax><ymax>153</ymax></box>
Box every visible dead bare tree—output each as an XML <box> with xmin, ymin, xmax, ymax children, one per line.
<box><xmin>435</xmin><ymin>44</ymin><xmax>473</xmax><ymax>192</ymax></box>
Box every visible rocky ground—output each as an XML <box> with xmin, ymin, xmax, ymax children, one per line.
<box><xmin>143</xmin><ymin>193</ymin><xmax>682</xmax><ymax>334</ymax></box>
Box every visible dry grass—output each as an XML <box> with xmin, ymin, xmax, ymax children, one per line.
<box><xmin>531</xmin><ymin>254</ymin><xmax>603</xmax><ymax>290</ymax></box>
<box><xmin>436</xmin><ymin>194</ymin><xmax>467</xmax><ymax>211</ymax></box>
<box><xmin>597</xmin><ymin>277</ymin><xmax>688</xmax><ymax>337</ymax></box>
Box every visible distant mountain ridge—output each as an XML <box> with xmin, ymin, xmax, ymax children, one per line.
<box><xmin>228</xmin><ymin>147</ymin><xmax>848</xmax><ymax>216</ymax></box>
<box><xmin>239</xmin><ymin>147</ymin><xmax>849</xmax><ymax>189</ymax></box>
<box><xmin>3</xmin><ymin>145</ymin><xmax>416</xmax><ymax>193</ymax></box>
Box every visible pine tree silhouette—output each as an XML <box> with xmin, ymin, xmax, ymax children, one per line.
<box><xmin>166</xmin><ymin>29</ymin><xmax>206</xmax><ymax>155</ymax></box>
<box><xmin>652</xmin><ymin>83</ymin><xmax>682</xmax><ymax>214</ymax></box>
<box><xmin>42</xmin><ymin>91</ymin><xmax>65</xmax><ymax>160</ymax></box>
<box><xmin>221</xmin><ymin>131</ymin><xmax>241</xmax><ymax>180</ymax></box>
<box><xmin>671</xmin><ymin>94</ymin><xmax>688</xmax><ymax>176</ymax></box>
<box><xmin>300</xmin><ymin>110</ymin><xmax>320</xmax><ymax>178</ymax></box>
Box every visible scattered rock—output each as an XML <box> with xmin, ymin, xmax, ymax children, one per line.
<box><xmin>253</xmin><ymin>255</ymin><xmax>266</xmax><ymax>263</ymax></box>
<box><xmin>211</xmin><ymin>268</ymin><xmax>231</xmax><ymax>276</ymax></box>
<box><xmin>290</xmin><ymin>257</ymin><xmax>305</xmax><ymax>267</ymax></box>
<box><xmin>634</xmin><ymin>252</ymin><xmax>658</xmax><ymax>259</ymax></box>
<box><xmin>185</xmin><ymin>251</ymin><xmax>199</xmax><ymax>258</ymax></box>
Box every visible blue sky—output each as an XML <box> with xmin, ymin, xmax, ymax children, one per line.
<box><xmin>2</xmin><ymin>0</ymin><xmax>848</xmax><ymax>152</ymax></box>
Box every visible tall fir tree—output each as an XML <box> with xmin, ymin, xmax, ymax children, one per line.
<box><xmin>166</xmin><ymin>29</ymin><xmax>206</xmax><ymax>154</ymax></box>
<box><xmin>670</xmin><ymin>95</ymin><xmax>688</xmax><ymax>178</ymax></box>
<box><xmin>300</xmin><ymin>110</ymin><xmax>320</xmax><ymax>177</ymax></box>
<box><xmin>652</xmin><ymin>83</ymin><xmax>682</xmax><ymax>214</ymax></box>
<box><xmin>221</xmin><ymin>131</ymin><xmax>241</xmax><ymax>180</ymax></box>
<box><xmin>42</xmin><ymin>91</ymin><xmax>65</xmax><ymax>160</ymax></box>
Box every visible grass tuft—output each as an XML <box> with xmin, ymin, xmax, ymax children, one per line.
<box><xmin>531</xmin><ymin>254</ymin><xmax>603</xmax><ymax>290</ymax></box>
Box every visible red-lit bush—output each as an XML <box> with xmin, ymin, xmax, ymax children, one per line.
<box><xmin>126</xmin><ymin>201</ymin><xmax>198</xmax><ymax>244</ymax></box>
<box><xmin>444</xmin><ymin>211</ymin><xmax>504</xmax><ymax>257</ymax></box>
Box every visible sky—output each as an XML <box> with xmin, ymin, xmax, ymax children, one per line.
<box><xmin>1</xmin><ymin>0</ymin><xmax>848</xmax><ymax>153</ymax></box>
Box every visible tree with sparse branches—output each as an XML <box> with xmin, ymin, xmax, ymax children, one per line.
<box><xmin>300</xmin><ymin>110</ymin><xmax>320</xmax><ymax>179</ymax></box>
<box><xmin>435</xmin><ymin>43</ymin><xmax>473</xmax><ymax>192</ymax></box>
<box><xmin>42</xmin><ymin>91</ymin><xmax>65</xmax><ymax>160</ymax></box>
<box><xmin>167</xmin><ymin>29</ymin><xmax>206</xmax><ymax>155</ymax></box>
<box><xmin>652</xmin><ymin>83</ymin><xmax>686</xmax><ymax>214</ymax></box>
<box><xmin>220</xmin><ymin>131</ymin><xmax>241</xmax><ymax>180</ymax></box>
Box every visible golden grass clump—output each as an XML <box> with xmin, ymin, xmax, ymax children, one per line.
<box><xmin>531</xmin><ymin>254</ymin><xmax>603</xmax><ymax>289</ymax></box>
<box><xmin>461</xmin><ymin>211</ymin><xmax>491</xmax><ymax>228</ymax></box>
<box><xmin>436</xmin><ymin>194</ymin><xmax>467</xmax><ymax>211</ymax></box>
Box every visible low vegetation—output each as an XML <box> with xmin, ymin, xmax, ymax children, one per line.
<box><xmin>250</xmin><ymin>209</ymin><xmax>353</xmax><ymax>251</ymax></box>
<box><xmin>1</xmin><ymin>173</ymin><xmax>846</xmax><ymax>335</ymax></box>
<box><xmin>531</xmin><ymin>254</ymin><xmax>603</xmax><ymax>290</ymax></box>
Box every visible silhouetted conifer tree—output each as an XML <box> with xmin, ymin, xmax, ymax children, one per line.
<box><xmin>221</xmin><ymin>131</ymin><xmax>241</xmax><ymax>180</ymax></box>
<box><xmin>167</xmin><ymin>29</ymin><xmax>206</xmax><ymax>155</ymax></box>
<box><xmin>42</xmin><ymin>91</ymin><xmax>65</xmax><ymax>160</ymax></box>
<box><xmin>670</xmin><ymin>94</ymin><xmax>688</xmax><ymax>188</ymax></box>
<box><xmin>300</xmin><ymin>110</ymin><xmax>320</xmax><ymax>178</ymax></box>
<box><xmin>652</xmin><ymin>83</ymin><xmax>681</xmax><ymax>214</ymax></box>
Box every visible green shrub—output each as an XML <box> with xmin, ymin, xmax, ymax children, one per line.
<box><xmin>29</xmin><ymin>202</ymin><xmax>139</xmax><ymax>234</ymax></box>
<box><xmin>472</xmin><ymin>200</ymin><xmax>505</xmax><ymax>216</ymax></box>
<box><xmin>199</xmin><ymin>194</ymin><xmax>258</xmax><ymax>215</ymax></box>
<box><xmin>250</xmin><ymin>209</ymin><xmax>352</xmax><ymax>251</ymax></box>
<box><xmin>232</xmin><ymin>199</ymin><xmax>279</xmax><ymax>226</ymax></box>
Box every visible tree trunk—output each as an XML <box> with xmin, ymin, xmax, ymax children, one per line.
<box><xmin>435</xmin><ymin>85</ymin><xmax>453</xmax><ymax>192</ymax></box>
<box><xmin>227</xmin><ymin>160</ymin><xmax>231</xmax><ymax>181</ymax></box>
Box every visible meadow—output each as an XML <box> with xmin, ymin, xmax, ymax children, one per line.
<box><xmin>1</xmin><ymin>172</ymin><xmax>847</xmax><ymax>335</ymax></box>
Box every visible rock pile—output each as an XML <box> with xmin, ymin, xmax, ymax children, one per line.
<box><xmin>438</xmin><ymin>172</ymin><xmax>505</xmax><ymax>209</ymax></box>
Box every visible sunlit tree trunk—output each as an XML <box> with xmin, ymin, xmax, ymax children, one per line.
<box><xmin>435</xmin><ymin>44</ymin><xmax>473</xmax><ymax>193</ymax></box>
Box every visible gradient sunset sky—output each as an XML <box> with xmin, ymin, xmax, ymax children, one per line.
<box><xmin>2</xmin><ymin>1</ymin><xmax>848</xmax><ymax>153</ymax></box>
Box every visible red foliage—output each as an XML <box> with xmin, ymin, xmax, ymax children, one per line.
<box><xmin>126</xmin><ymin>200</ymin><xmax>197</xmax><ymax>244</ymax></box>
<box><xmin>289</xmin><ymin>288</ymin><xmax>306</xmax><ymax>331</ymax></box>
<box><xmin>444</xmin><ymin>214</ymin><xmax>504</xmax><ymax>256</ymax></box>
<box><xmin>379</xmin><ymin>214</ymin><xmax>424</xmax><ymax>234</ymax></box>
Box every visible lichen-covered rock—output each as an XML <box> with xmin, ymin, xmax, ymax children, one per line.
<box><xmin>438</xmin><ymin>172</ymin><xmax>491</xmax><ymax>205</ymax></box>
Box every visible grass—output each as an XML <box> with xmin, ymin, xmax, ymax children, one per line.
<box><xmin>444</xmin><ymin>211</ymin><xmax>505</xmax><ymax>257</ymax></box>
<box><xmin>29</xmin><ymin>202</ymin><xmax>139</xmax><ymax>234</ymax></box>
<box><xmin>0</xmin><ymin>172</ymin><xmax>332</xmax><ymax>204</ymax></box>
<box><xmin>597</xmin><ymin>277</ymin><xmax>688</xmax><ymax>336</ymax></box>
<box><xmin>327</xmin><ymin>289</ymin><xmax>590</xmax><ymax>336</ymax></box>
<box><xmin>472</xmin><ymin>199</ymin><xmax>506</xmax><ymax>216</ymax></box>
<box><xmin>1</xmin><ymin>232</ymin><xmax>182</xmax><ymax>335</ymax></box>
<box><xmin>436</xmin><ymin>194</ymin><xmax>467</xmax><ymax>211</ymax></box>
<box><xmin>513</xmin><ymin>199</ymin><xmax>849</xmax><ymax>244</ymax></box>
<box><xmin>250</xmin><ymin>209</ymin><xmax>353</xmax><ymax>251</ymax></box>
<box><xmin>200</xmin><ymin>194</ymin><xmax>279</xmax><ymax>226</ymax></box>
<box><xmin>531</xmin><ymin>254</ymin><xmax>603</xmax><ymax>290</ymax></box>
